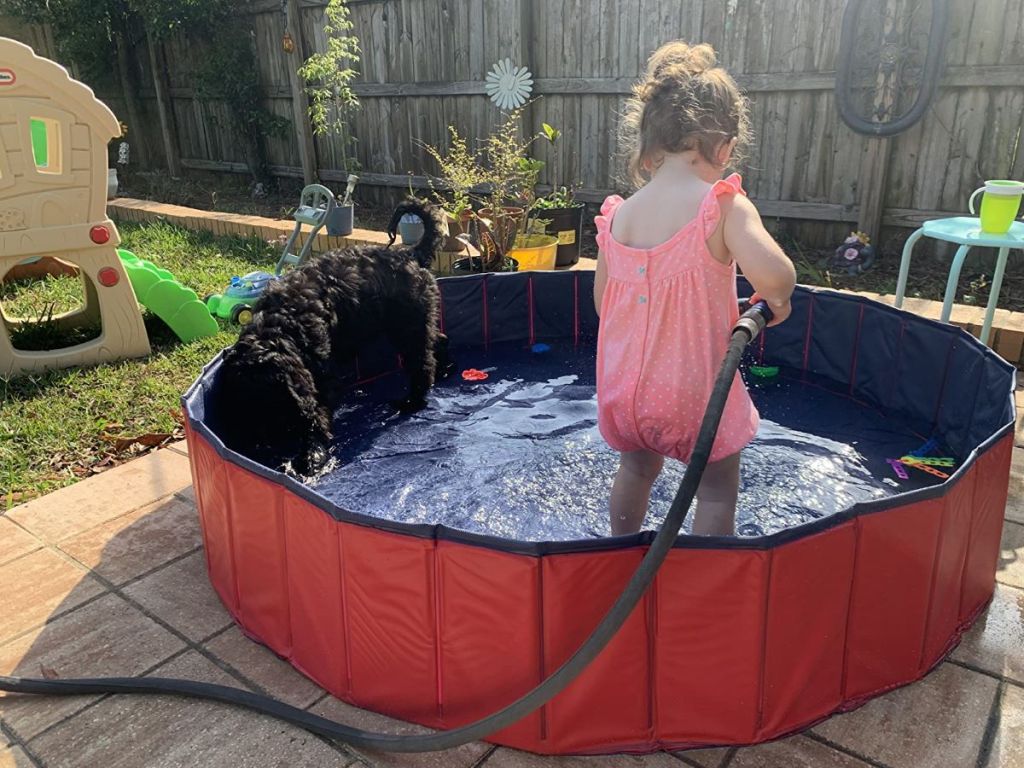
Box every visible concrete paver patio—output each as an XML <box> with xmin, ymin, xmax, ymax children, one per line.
<box><xmin>2</xmin><ymin>441</ymin><xmax>1024</xmax><ymax>767</ymax></box>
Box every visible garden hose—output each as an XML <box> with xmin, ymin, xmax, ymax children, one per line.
<box><xmin>835</xmin><ymin>0</ymin><xmax>950</xmax><ymax>137</ymax></box>
<box><xmin>0</xmin><ymin>302</ymin><xmax>773</xmax><ymax>753</ymax></box>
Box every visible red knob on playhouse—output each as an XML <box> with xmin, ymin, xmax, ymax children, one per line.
<box><xmin>97</xmin><ymin>267</ymin><xmax>120</xmax><ymax>287</ymax></box>
<box><xmin>89</xmin><ymin>225</ymin><xmax>110</xmax><ymax>244</ymax></box>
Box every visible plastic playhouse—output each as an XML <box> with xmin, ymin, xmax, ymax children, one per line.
<box><xmin>0</xmin><ymin>38</ymin><xmax>215</xmax><ymax>378</ymax></box>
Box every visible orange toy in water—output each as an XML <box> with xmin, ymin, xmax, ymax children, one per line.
<box><xmin>462</xmin><ymin>369</ymin><xmax>489</xmax><ymax>381</ymax></box>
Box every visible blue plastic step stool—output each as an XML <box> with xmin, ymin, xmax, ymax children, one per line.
<box><xmin>895</xmin><ymin>217</ymin><xmax>1024</xmax><ymax>345</ymax></box>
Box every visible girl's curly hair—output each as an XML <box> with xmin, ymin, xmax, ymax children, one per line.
<box><xmin>621</xmin><ymin>41</ymin><xmax>751</xmax><ymax>186</ymax></box>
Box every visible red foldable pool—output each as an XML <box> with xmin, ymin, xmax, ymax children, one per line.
<box><xmin>184</xmin><ymin>271</ymin><xmax>1014</xmax><ymax>754</ymax></box>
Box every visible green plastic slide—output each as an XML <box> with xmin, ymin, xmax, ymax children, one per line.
<box><xmin>117</xmin><ymin>249</ymin><xmax>218</xmax><ymax>343</ymax></box>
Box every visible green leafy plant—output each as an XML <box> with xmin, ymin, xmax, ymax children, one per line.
<box><xmin>422</xmin><ymin>126</ymin><xmax>486</xmax><ymax>216</ymax></box>
<box><xmin>533</xmin><ymin>122</ymin><xmax>580</xmax><ymax>210</ymax></box>
<box><xmin>298</xmin><ymin>0</ymin><xmax>361</xmax><ymax>172</ymax></box>
<box><xmin>482</xmin><ymin>108</ymin><xmax>539</xmax><ymax>212</ymax></box>
<box><xmin>533</xmin><ymin>186</ymin><xmax>576</xmax><ymax>210</ymax></box>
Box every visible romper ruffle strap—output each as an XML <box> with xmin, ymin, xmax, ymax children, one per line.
<box><xmin>595</xmin><ymin>195</ymin><xmax>625</xmax><ymax>251</ymax></box>
<box><xmin>700</xmin><ymin>173</ymin><xmax>746</xmax><ymax>238</ymax></box>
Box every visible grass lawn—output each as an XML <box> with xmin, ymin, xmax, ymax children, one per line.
<box><xmin>1</xmin><ymin>221</ymin><xmax>278</xmax><ymax>507</ymax></box>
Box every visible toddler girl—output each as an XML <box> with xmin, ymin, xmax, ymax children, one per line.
<box><xmin>595</xmin><ymin>42</ymin><xmax>796</xmax><ymax>537</ymax></box>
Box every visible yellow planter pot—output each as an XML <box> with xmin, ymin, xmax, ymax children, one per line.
<box><xmin>509</xmin><ymin>235</ymin><xmax>558</xmax><ymax>271</ymax></box>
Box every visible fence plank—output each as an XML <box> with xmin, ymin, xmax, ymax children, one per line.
<box><xmin>8</xmin><ymin>0</ymin><xmax>1023</xmax><ymax>250</ymax></box>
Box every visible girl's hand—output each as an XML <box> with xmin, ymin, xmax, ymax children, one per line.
<box><xmin>749</xmin><ymin>293</ymin><xmax>791</xmax><ymax>327</ymax></box>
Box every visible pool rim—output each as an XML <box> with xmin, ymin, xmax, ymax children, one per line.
<box><xmin>182</xmin><ymin>280</ymin><xmax>1017</xmax><ymax>557</ymax></box>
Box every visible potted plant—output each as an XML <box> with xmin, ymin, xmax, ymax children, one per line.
<box><xmin>424</xmin><ymin>110</ymin><xmax>555</xmax><ymax>274</ymax></box>
<box><xmin>478</xmin><ymin>111</ymin><xmax>557</xmax><ymax>272</ymax></box>
<box><xmin>529</xmin><ymin>124</ymin><xmax>585</xmax><ymax>267</ymax></box>
<box><xmin>422</xmin><ymin>127</ymin><xmax>485</xmax><ymax>259</ymax></box>
<box><xmin>298</xmin><ymin>0</ymin><xmax>361</xmax><ymax>234</ymax></box>
<box><xmin>326</xmin><ymin>174</ymin><xmax>357</xmax><ymax>236</ymax></box>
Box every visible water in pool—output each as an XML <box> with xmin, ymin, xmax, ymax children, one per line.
<box><xmin>311</xmin><ymin>340</ymin><xmax>948</xmax><ymax>540</ymax></box>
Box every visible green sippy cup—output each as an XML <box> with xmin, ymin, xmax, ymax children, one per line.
<box><xmin>968</xmin><ymin>180</ymin><xmax>1024</xmax><ymax>234</ymax></box>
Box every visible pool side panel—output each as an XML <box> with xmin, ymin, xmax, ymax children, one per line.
<box><xmin>653</xmin><ymin>548</ymin><xmax>769</xmax><ymax>745</ymax></box>
<box><xmin>437</xmin><ymin>540</ymin><xmax>543</xmax><ymax>748</ymax></box>
<box><xmin>340</xmin><ymin>524</ymin><xmax>438</xmax><ymax>724</ymax></box>
<box><xmin>842</xmin><ymin>496</ymin><xmax>944</xmax><ymax>701</ymax></box>
<box><xmin>225</xmin><ymin>462</ymin><xmax>293</xmax><ymax>656</ymax></box>
<box><xmin>541</xmin><ymin>548</ymin><xmax>651</xmax><ymax>753</ymax></box>
<box><xmin>960</xmin><ymin>434</ymin><xmax>1013</xmax><ymax>621</ymax></box>
<box><xmin>757</xmin><ymin>523</ymin><xmax>857</xmax><ymax>739</ymax></box>
<box><xmin>283</xmin><ymin>492</ymin><xmax>349</xmax><ymax>698</ymax></box>
<box><xmin>188</xmin><ymin>422</ymin><xmax>239</xmax><ymax>615</ymax></box>
<box><xmin>920</xmin><ymin>461</ymin><xmax>977</xmax><ymax>669</ymax></box>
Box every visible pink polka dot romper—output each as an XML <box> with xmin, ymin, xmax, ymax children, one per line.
<box><xmin>595</xmin><ymin>173</ymin><xmax>759</xmax><ymax>464</ymax></box>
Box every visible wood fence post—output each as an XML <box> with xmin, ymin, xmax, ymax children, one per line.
<box><xmin>285</xmin><ymin>0</ymin><xmax>318</xmax><ymax>185</ymax></box>
<box><xmin>146</xmin><ymin>29</ymin><xmax>181</xmax><ymax>177</ymax></box>
<box><xmin>114</xmin><ymin>26</ymin><xmax>149</xmax><ymax>169</ymax></box>
<box><xmin>855</xmin><ymin>0</ymin><xmax>910</xmax><ymax>240</ymax></box>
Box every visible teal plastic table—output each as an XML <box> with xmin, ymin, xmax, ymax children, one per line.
<box><xmin>895</xmin><ymin>217</ymin><xmax>1024</xmax><ymax>345</ymax></box>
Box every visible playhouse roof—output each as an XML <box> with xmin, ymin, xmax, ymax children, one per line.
<box><xmin>0</xmin><ymin>37</ymin><xmax>120</xmax><ymax>140</ymax></box>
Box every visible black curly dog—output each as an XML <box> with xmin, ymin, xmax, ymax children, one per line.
<box><xmin>213</xmin><ymin>199</ymin><xmax>451</xmax><ymax>476</ymax></box>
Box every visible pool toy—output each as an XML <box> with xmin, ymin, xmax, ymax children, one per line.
<box><xmin>900</xmin><ymin>456</ymin><xmax>955</xmax><ymax>467</ymax></box>
<box><xmin>0</xmin><ymin>38</ymin><xmax>150</xmax><ymax>376</ymax></box>
<box><xmin>117</xmin><ymin>250</ymin><xmax>217</xmax><ymax>342</ymax></box>
<box><xmin>749</xmin><ymin>364</ymin><xmax>780</xmax><ymax>379</ymax></box>
<box><xmin>531</xmin><ymin>342</ymin><xmax>551</xmax><ymax>354</ymax></box>
<box><xmin>461</xmin><ymin>368</ymin><xmax>489</xmax><ymax>381</ymax></box>
<box><xmin>908</xmin><ymin>437</ymin><xmax>940</xmax><ymax>457</ymax></box>
<box><xmin>886</xmin><ymin>458</ymin><xmax>909</xmax><ymax>480</ymax></box>
<box><xmin>204</xmin><ymin>184</ymin><xmax>335</xmax><ymax>324</ymax></box>
<box><xmin>902</xmin><ymin>461</ymin><xmax>950</xmax><ymax>480</ymax></box>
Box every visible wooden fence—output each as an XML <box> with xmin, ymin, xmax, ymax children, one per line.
<box><xmin>3</xmin><ymin>0</ymin><xmax>1023</xmax><ymax>248</ymax></box>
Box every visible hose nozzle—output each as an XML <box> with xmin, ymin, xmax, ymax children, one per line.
<box><xmin>734</xmin><ymin>300</ymin><xmax>774</xmax><ymax>343</ymax></box>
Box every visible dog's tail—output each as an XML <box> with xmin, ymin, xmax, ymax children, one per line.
<box><xmin>387</xmin><ymin>198</ymin><xmax>441</xmax><ymax>269</ymax></box>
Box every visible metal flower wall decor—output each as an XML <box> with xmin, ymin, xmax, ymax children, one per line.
<box><xmin>485</xmin><ymin>58</ymin><xmax>534</xmax><ymax>110</ymax></box>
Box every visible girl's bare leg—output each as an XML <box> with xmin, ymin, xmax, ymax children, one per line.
<box><xmin>609</xmin><ymin>450</ymin><xmax>665</xmax><ymax>535</ymax></box>
<box><xmin>692</xmin><ymin>452</ymin><xmax>741</xmax><ymax>536</ymax></box>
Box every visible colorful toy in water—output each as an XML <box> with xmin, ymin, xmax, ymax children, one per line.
<box><xmin>462</xmin><ymin>368</ymin><xmax>489</xmax><ymax>381</ymax></box>
<box><xmin>829</xmin><ymin>231</ymin><xmax>876</xmax><ymax>275</ymax></box>
<box><xmin>750</xmin><ymin>364</ymin><xmax>780</xmax><ymax>379</ymax></box>
<box><xmin>886</xmin><ymin>459</ymin><xmax>910</xmax><ymax>480</ymax></box>
<box><xmin>531</xmin><ymin>343</ymin><xmax>551</xmax><ymax>354</ymax></box>
<box><xmin>908</xmin><ymin>437</ymin><xmax>940</xmax><ymax>457</ymax></box>
<box><xmin>903</xmin><ymin>461</ymin><xmax>950</xmax><ymax>480</ymax></box>
<box><xmin>900</xmin><ymin>456</ymin><xmax>955</xmax><ymax>467</ymax></box>
<box><xmin>887</xmin><ymin>438</ymin><xmax>957</xmax><ymax>480</ymax></box>
<box><xmin>205</xmin><ymin>184</ymin><xmax>335</xmax><ymax>324</ymax></box>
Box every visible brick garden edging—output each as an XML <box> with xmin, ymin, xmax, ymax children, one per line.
<box><xmin>108</xmin><ymin>197</ymin><xmax>1024</xmax><ymax>367</ymax></box>
<box><xmin>109</xmin><ymin>197</ymin><xmax>392</xmax><ymax>252</ymax></box>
